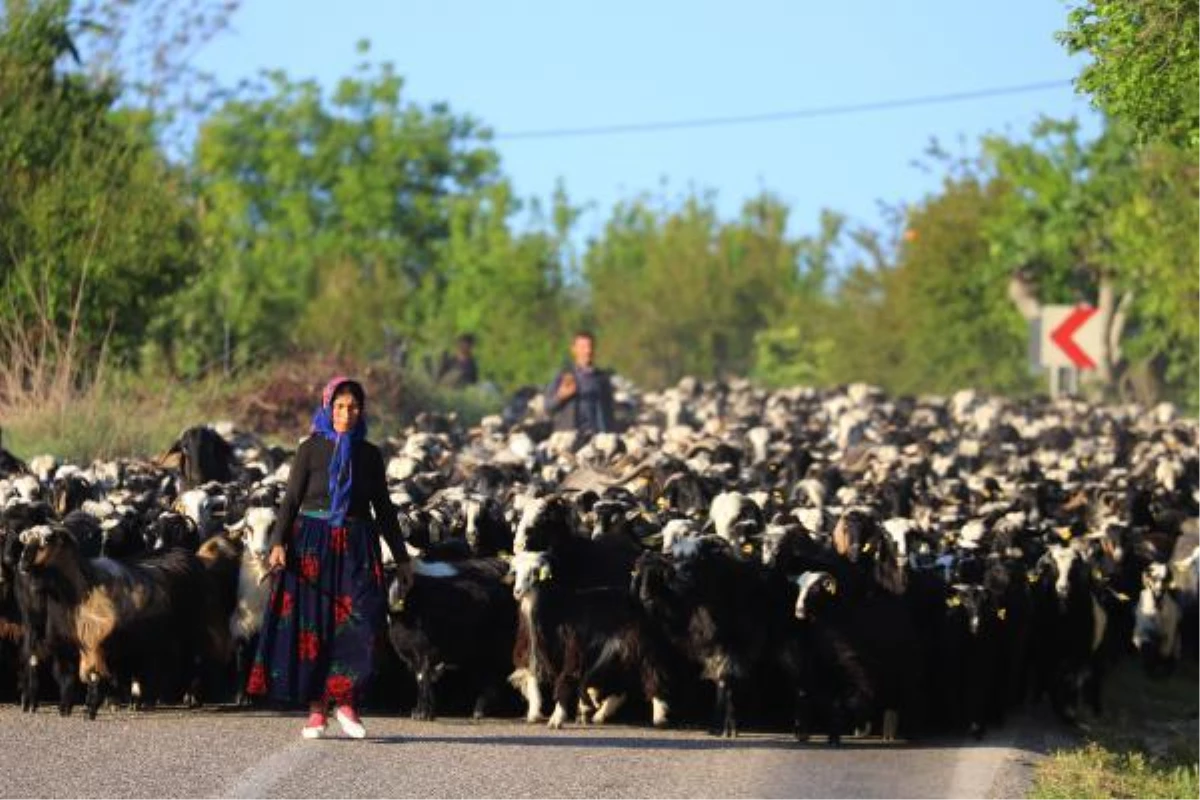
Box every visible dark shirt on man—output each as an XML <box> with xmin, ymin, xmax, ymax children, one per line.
<box><xmin>437</xmin><ymin>353</ymin><xmax>478</xmax><ymax>388</ymax></box>
<box><xmin>545</xmin><ymin>366</ymin><xmax>616</xmax><ymax>435</ymax></box>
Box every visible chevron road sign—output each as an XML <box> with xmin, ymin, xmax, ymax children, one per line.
<box><xmin>1039</xmin><ymin>304</ymin><xmax>1104</xmax><ymax>370</ymax></box>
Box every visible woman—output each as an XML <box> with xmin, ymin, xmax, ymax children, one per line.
<box><xmin>247</xmin><ymin>376</ymin><xmax>413</xmax><ymax>739</ymax></box>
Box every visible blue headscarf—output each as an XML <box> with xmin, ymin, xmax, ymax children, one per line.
<box><xmin>310</xmin><ymin>376</ymin><xmax>367</xmax><ymax>527</ymax></box>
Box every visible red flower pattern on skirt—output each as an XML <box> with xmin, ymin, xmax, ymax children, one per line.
<box><xmin>325</xmin><ymin>674</ymin><xmax>354</xmax><ymax>703</ymax></box>
<box><xmin>330</xmin><ymin>526</ymin><xmax>349</xmax><ymax>554</ymax></box>
<box><xmin>300</xmin><ymin>554</ymin><xmax>320</xmax><ymax>582</ymax></box>
<box><xmin>297</xmin><ymin>630</ymin><xmax>320</xmax><ymax>662</ymax></box>
<box><xmin>251</xmin><ymin>515</ymin><xmax>383</xmax><ymax>705</ymax></box>
<box><xmin>246</xmin><ymin>662</ymin><xmax>268</xmax><ymax>695</ymax></box>
<box><xmin>277</xmin><ymin>589</ymin><xmax>294</xmax><ymax>618</ymax></box>
<box><xmin>334</xmin><ymin>595</ymin><xmax>354</xmax><ymax>625</ymax></box>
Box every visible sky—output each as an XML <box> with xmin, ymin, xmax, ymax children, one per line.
<box><xmin>189</xmin><ymin>0</ymin><xmax>1102</xmax><ymax>243</ymax></box>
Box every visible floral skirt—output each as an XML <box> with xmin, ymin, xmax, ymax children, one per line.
<box><xmin>246</xmin><ymin>513</ymin><xmax>386</xmax><ymax>707</ymax></box>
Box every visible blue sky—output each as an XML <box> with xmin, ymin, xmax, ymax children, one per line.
<box><xmin>190</xmin><ymin>0</ymin><xmax>1101</xmax><ymax>242</ymax></box>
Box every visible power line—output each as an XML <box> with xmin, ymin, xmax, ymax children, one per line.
<box><xmin>489</xmin><ymin>79</ymin><xmax>1074</xmax><ymax>141</ymax></box>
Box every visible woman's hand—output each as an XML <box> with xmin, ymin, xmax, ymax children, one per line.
<box><xmin>268</xmin><ymin>545</ymin><xmax>286</xmax><ymax>572</ymax></box>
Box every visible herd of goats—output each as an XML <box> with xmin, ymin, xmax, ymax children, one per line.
<box><xmin>0</xmin><ymin>378</ymin><xmax>1196</xmax><ymax>743</ymax></box>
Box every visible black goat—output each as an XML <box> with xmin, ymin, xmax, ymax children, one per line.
<box><xmin>633</xmin><ymin>539</ymin><xmax>796</xmax><ymax>738</ymax></box>
<box><xmin>386</xmin><ymin>557</ymin><xmax>516</xmax><ymax>721</ymax></box>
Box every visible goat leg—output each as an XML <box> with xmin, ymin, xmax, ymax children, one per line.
<box><xmin>234</xmin><ymin>640</ymin><xmax>252</xmax><ymax>706</ymax></box>
<box><xmin>792</xmin><ymin>688</ymin><xmax>811</xmax><ymax>743</ymax></box>
<box><xmin>21</xmin><ymin>655</ymin><xmax>36</xmax><ymax>713</ymax></box>
<box><xmin>549</xmin><ymin>638</ymin><xmax>582</xmax><ymax>729</ymax></box>
<box><xmin>85</xmin><ymin>672</ymin><xmax>103</xmax><ymax>720</ymax></box>
<box><xmin>723</xmin><ymin>680</ymin><xmax>737</xmax><ymax>738</ymax></box>
<box><xmin>827</xmin><ymin>697</ymin><xmax>845</xmax><ymax>747</ymax></box>
<box><xmin>415</xmin><ymin>671</ymin><xmax>436</xmax><ymax>721</ymax></box>
<box><xmin>52</xmin><ymin>653</ymin><xmax>75</xmax><ymax>717</ymax></box>
<box><xmin>472</xmin><ymin>682</ymin><xmax>498</xmax><ymax>720</ymax></box>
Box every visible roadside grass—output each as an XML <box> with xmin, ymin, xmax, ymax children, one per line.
<box><xmin>1030</xmin><ymin>659</ymin><xmax>1199</xmax><ymax>799</ymax></box>
<box><xmin>1</xmin><ymin>369</ymin><xmax>259</xmax><ymax>463</ymax></box>
<box><xmin>1</xmin><ymin>358</ymin><xmax>507</xmax><ymax>464</ymax></box>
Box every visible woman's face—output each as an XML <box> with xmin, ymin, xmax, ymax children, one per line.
<box><xmin>331</xmin><ymin>391</ymin><xmax>361</xmax><ymax>434</ymax></box>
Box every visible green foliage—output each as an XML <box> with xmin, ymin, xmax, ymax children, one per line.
<box><xmin>586</xmin><ymin>190</ymin><xmax>801</xmax><ymax>387</ymax></box>
<box><xmin>428</xmin><ymin>182</ymin><xmax>582</xmax><ymax>390</ymax></box>
<box><xmin>981</xmin><ymin>119</ymin><xmax>1136</xmax><ymax>302</ymax></box>
<box><xmin>1</xmin><ymin>10</ymin><xmax>1195</xmax><ymax>416</ymax></box>
<box><xmin>168</xmin><ymin>57</ymin><xmax>503</xmax><ymax>376</ymax></box>
<box><xmin>1058</xmin><ymin>0</ymin><xmax>1199</xmax><ymax>151</ymax></box>
<box><xmin>879</xmin><ymin>175</ymin><xmax>1035</xmax><ymax>395</ymax></box>
<box><xmin>0</xmin><ymin>0</ymin><xmax>199</xmax><ymax>381</ymax></box>
<box><xmin>750</xmin><ymin>210</ymin><xmax>845</xmax><ymax>388</ymax></box>
<box><xmin>1106</xmin><ymin>144</ymin><xmax>1199</xmax><ymax>405</ymax></box>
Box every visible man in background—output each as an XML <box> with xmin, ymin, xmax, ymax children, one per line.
<box><xmin>545</xmin><ymin>330</ymin><xmax>616</xmax><ymax>436</ymax></box>
<box><xmin>437</xmin><ymin>333</ymin><xmax>479</xmax><ymax>388</ymax></box>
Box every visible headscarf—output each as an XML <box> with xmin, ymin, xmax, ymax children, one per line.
<box><xmin>310</xmin><ymin>375</ymin><xmax>367</xmax><ymax>526</ymax></box>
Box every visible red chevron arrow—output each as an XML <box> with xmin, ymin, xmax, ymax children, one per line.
<box><xmin>1050</xmin><ymin>305</ymin><xmax>1098</xmax><ymax>369</ymax></box>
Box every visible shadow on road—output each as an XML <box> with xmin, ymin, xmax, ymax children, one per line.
<box><xmin>326</xmin><ymin>731</ymin><xmax>1019</xmax><ymax>752</ymax></box>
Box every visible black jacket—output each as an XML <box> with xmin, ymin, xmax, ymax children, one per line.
<box><xmin>545</xmin><ymin>366</ymin><xmax>617</xmax><ymax>435</ymax></box>
<box><xmin>268</xmin><ymin>435</ymin><xmax>408</xmax><ymax>561</ymax></box>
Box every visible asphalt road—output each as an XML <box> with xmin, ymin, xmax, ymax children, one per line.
<box><xmin>0</xmin><ymin>704</ymin><xmax>1060</xmax><ymax>798</ymax></box>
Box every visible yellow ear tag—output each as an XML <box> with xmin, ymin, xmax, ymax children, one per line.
<box><xmin>1092</xmin><ymin>569</ymin><xmax>1102</xmax><ymax>581</ymax></box>
<box><xmin>828</xmin><ymin>584</ymin><xmax>837</xmax><ymax>596</ymax></box>
<box><xmin>1116</xmin><ymin>592</ymin><xmax>1130</xmax><ymax>602</ymax></box>
<box><xmin>1027</xmin><ymin>574</ymin><xmax>1038</xmax><ymax>583</ymax></box>
<box><xmin>741</xmin><ymin>543</ymin><xmax>754</xmax><ymax>555</ymax></box>
<box><xmin>947</xmin><ymin>596</ymin><xmax>962</xmax><ymax>608</ymax></box>
<box><xmin>1057</xmin><ymin>527</ymin><xmax>1072</xmax><ymax>541</ymax></box>
<box><xmin>862</xmin><ymin>542</ymin><xmax>872</xmax><ymax>554</ymax></box>
<box><xmin>996</xmin><ymin>608</ymin><xmax>1007</xmax><ymax>621</ymax></box>
<box><xmin>538</xmin><ymin>565</ymin><xmax>551</xmax><ymax>581</ymax></box>
<box><xmin>656</xmin><ymin>496</ymin><xmax>669</xmax><ymax>508</ymax></box>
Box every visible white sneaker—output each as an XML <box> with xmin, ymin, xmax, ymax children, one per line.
<box><xmin>335</xmin><ymin>706</ymin><xmax>366</xmax><ymax>739</ymax></box>
<box><xmin>301</xmin><ymin>712</ymin><xmax>327</xmax><ymax>740</ymax></box>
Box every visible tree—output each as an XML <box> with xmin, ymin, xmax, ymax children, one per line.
<box><xmin>166</xmin><ymin>51</ymin><xmax>503</xmax><ymax>375</ymax></box>
<box><xmin>1058</xmin><ymin>0</ymin><xmax>1199</xmax><ymax>151</ymax></box>
<box><xmin>981</xmin><ymin>119</ymin><xmax>1139</xmax><ymax>393</ymax></box>
<box><xmin>584</xmin><ymin>189</ymin><xmax>800</xmax><ymax>388</ymax></box>
<box><xmin>0</xmin><ymin>0</ymin><xmax>199</xmax><ymax>402</ymax></box>
<box><xmin>749</xmin><ymin>210</ymin><xmax>844</xmax><ymax>388</ymax></box>
<box><xmin>1105</xmin><ymin>143</ymin><xmax>1199</xmax><ymax>404</ymax></box>
<box><xmin>877</xmin><ymin>173</ymin><xmax>1034</xmax><ymax>396</ymax></box>
<box><xmin>427</xmin><ymin>181</ymin><xmax>580</xmax><ymax>390</ymax></box>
